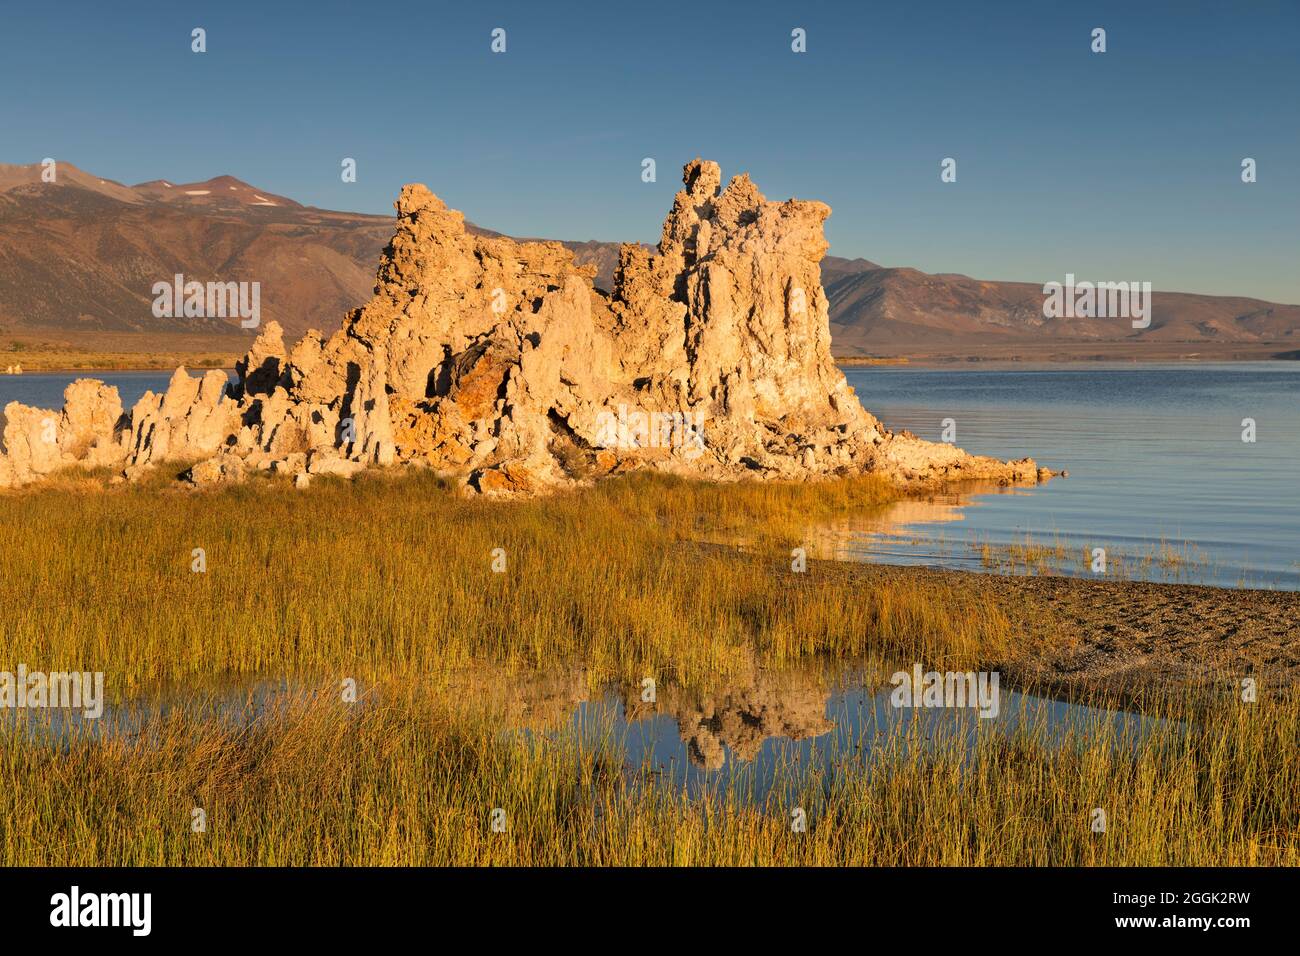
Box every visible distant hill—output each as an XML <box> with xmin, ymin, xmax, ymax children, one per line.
<box><xmin>1</xmin><ymin>161</ymin><xmax>1296</xmax><ymax>359</ymax></box>
<box><xmin>132</xmin><ymin>174</ymin><xmax>302</xmax><ymax>210</ymax></box>
<box><xmin>822</xmin><ymin>265</ymin><xmax>1300</xmax><ymax>356</ymax></box>
<box><xmin>0</xmin><ymin>163</ymin><xmax>392</xmax><ymax>338</ymax></box>
<box><xmin>0</xmin><ymin>162</ymin><xmax>627</xmax><ymax>341</ymax></box>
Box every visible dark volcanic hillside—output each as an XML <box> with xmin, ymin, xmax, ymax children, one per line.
<box><xmin>1</xmin><ymin>161</ymin><xmax>1296</xmax><ymax>357</ymax></box>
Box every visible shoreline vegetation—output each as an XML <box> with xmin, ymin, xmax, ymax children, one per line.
<box><xmin>0</xmin><ymin>330</ymin><xmax>249</xmax><ymax>371</ymax></box>
<box><xmin>0</xmin><ymin>332</ymin><xmax>251</xmax><ymax>372</ymax></box>
<box><xmin>1</xmin><ymin>470</ymin><xmax>1295</xmax><ymax>865</ymax></box>
<box><xmin>1</xmin><ymin>339</ymin><xmax>1297</xmax><ymax>374</ymax></box>
<box><xmin>3</xmin><ymin>354</ymin><xmax>233</xmax><ymax>372</ymax></box>
<box><xmin>833</xmin><ymin>342</ymin><xmax>1300</xmax><ymax>364</ymax></box>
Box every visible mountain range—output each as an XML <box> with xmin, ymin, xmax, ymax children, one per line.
<box><xmin>1</xmin><ymin>161</ymin><xmax>1296</xmax><ymax>361</ymax></box>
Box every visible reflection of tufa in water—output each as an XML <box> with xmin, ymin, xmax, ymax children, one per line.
<box><xmin>444</xmin><ymin>667</ymin><xmax>589</xmax><ymax>732</ymax></box>
<box><xmin>446</xmin><ymin>663</ymin><xmax>837</xmax><ymax>771</ymax></box>
<box><xmin>16</xmin><ymin>661</ymin><xmax>1172</xmax><ymax>812</ymax></box>
<box><xmin>622</xmin><ymin>672</ymin><xmax>834</xmax><ymax>770</ymax></box>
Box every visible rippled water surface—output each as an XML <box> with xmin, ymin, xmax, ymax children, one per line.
<box><xmin>840</xmin><ymin>363</ymin><xmax>1300</xmax><ymax>589</ymax></box>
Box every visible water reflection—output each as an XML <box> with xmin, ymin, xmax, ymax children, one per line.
<box><xmin>806</xmin><ymin>480</ymin><xmax>1016</xmax><ymax>562</ymax></box>
<box><xmin>808</xmin><ymin>479</ymin><xmax>1275</xmax><ymax>588</ymax></box>
<box><xmin>441</xmin><ymin>663</ymin><xmax>1178</xmax><ymax>805</ymax></box>
<box><xmin>619</xmin><ymin>670</ymin><xmax>835</xmax><ymax>771</ymax></box>
<box><xmin>563</xmin><ymin>665</ymin><xmax>1170</xmax><ymax>802</ymax></box>
<box><xmin>6</xmin><ymin>662</ymin><xmax>1174</xmax><ymax>805</ymax></box>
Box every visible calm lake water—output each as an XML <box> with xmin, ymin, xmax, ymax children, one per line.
<box><xmin>0</xmin><ymin>371</ymin><xmax>196</xmax><ymax>411</ymax></box>
<box><xmin>841</xmin><ymin>362</ymin><xmax>1300</xmax><ymax>589</ymax></box>
<box><xmin>3</xmin><ymin>363</ymin><xmax>1295</xmax><ymax>588</ymax></box>
<box><xmin>8</xmin><ymin>665</ymin><xmax>1172</xmax><ymax>802</ymax></box>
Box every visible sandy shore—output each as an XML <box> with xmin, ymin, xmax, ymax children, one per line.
<box><xmin>815</xmin><ymin>559</ymin><xmax>1300</xmax><ymax>702</ymax></box>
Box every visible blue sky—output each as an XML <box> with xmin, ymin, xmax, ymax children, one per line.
<box><xmin>2</xmin><ymin>0</ymin><xmax>1297</xmax><ymax>301</ymax></box>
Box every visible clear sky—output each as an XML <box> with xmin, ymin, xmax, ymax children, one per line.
<box><xmin>3</xmin><ymin>0</ymin><xmax>1297</xmax><ymax>302</ymax></box>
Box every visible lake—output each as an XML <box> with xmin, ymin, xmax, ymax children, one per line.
<box><xmin>0</xmin><ymin>370</ymin><xmax>193</xmax><ymax>411</ymax></box>
<box><xmin>840</xmin><ymin>362</ymin><xmax>1300</xmax><ymax>589</ymax></box>
<box><xmin>2</xmin><ymin>363</ymin><xmax>1295</xmax><ymax>588</ymax></box>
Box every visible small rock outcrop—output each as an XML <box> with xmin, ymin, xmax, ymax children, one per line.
<box><xmin>0</xmin><ymin>160</ymin><xmax>1055</xmax><ymax>493</ymax></box>
<box><xmin>0</xmin><ymin>380</ymin><xmax>128</xmax><ymax>485</ymax></box>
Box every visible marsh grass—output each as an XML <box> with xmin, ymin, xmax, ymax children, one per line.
<box><xmin>977</xmin><ymin>533</ymin><xmax>1215</xmax><ymax>582</ymax></box>
<box><xmin>1</xmin><ymin>469</ymin><xmax>1295</xmax><ymax>866</ymax></box>
<box><xmin>979</xmin><ymin>534</ymin><xmax>1072</xmax><ymax>575</ymax></box>
<box><xmin>1</xmin><ymin>679</ymin><xmax>1294</xmax><ymax>866</ymax></box>
<box><xmin>0</xmin><ymin>344</ymin><xmax>237</xmax><ymax>372</ymax></box>
<box><xmin>0</xmin><ymin>469</ymin><xmax>1012</xmax><ymax>692</ymax></box>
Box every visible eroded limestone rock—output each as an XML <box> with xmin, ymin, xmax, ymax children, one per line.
<box><xmin>128</xmin><ymin>368</ymin><xmax>239</xmax><ymax>467</ymax></box>
<box><xmin>0</xmin><ymin>380</ymin><xmax>128</xmax><ymax>486</ymax></box>
<box><xmin>0</xmin><ymin>160</ymin><xmax>1055</xmax><ymax>494</ymax></box>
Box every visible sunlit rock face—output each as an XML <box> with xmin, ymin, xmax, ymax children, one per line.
<box><xmin>0</xmin><ymin>160</ymin><xmax>1051</xmax><ymax>493</ymax></box>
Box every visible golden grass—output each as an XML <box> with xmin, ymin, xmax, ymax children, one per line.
<box><xmin>0</xmin><ymin>349</ymin><xmax>235</xmax><ymax>371</ymax></box>
<box><xmin>977</xmin><ymin>533</ymin><xmax>1214</xmax><ymax>582</ymax></box>
<box><xmin>0</xmin><ymin>470</ymin><xmax>1295</xmax><ymax>866</ymax></box>
<box><xmin>833</xmin><ymin>356</ymin><xmax>911</xmax><ymax>366</ymax></box>
<box><xmin>1</xmin><ymin>681</ymin><xmax>1293</xmax><ymax>866</ymax></box>
<box><xmin>0</xmin><ymin>469</ymin><xmax>1012</xmax><ymax>692</ymax></box>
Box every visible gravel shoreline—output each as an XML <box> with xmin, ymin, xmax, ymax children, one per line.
<box><xmin>818</xmin><ymin>559</ymin><xmax>1300</xmax><ymax>702</ymax></box>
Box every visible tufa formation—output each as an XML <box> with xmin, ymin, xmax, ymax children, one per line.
<box><xmin>0</xmin><ymin>160</ymin><xmax>1054</xmax><ymax>494</ymax></box>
